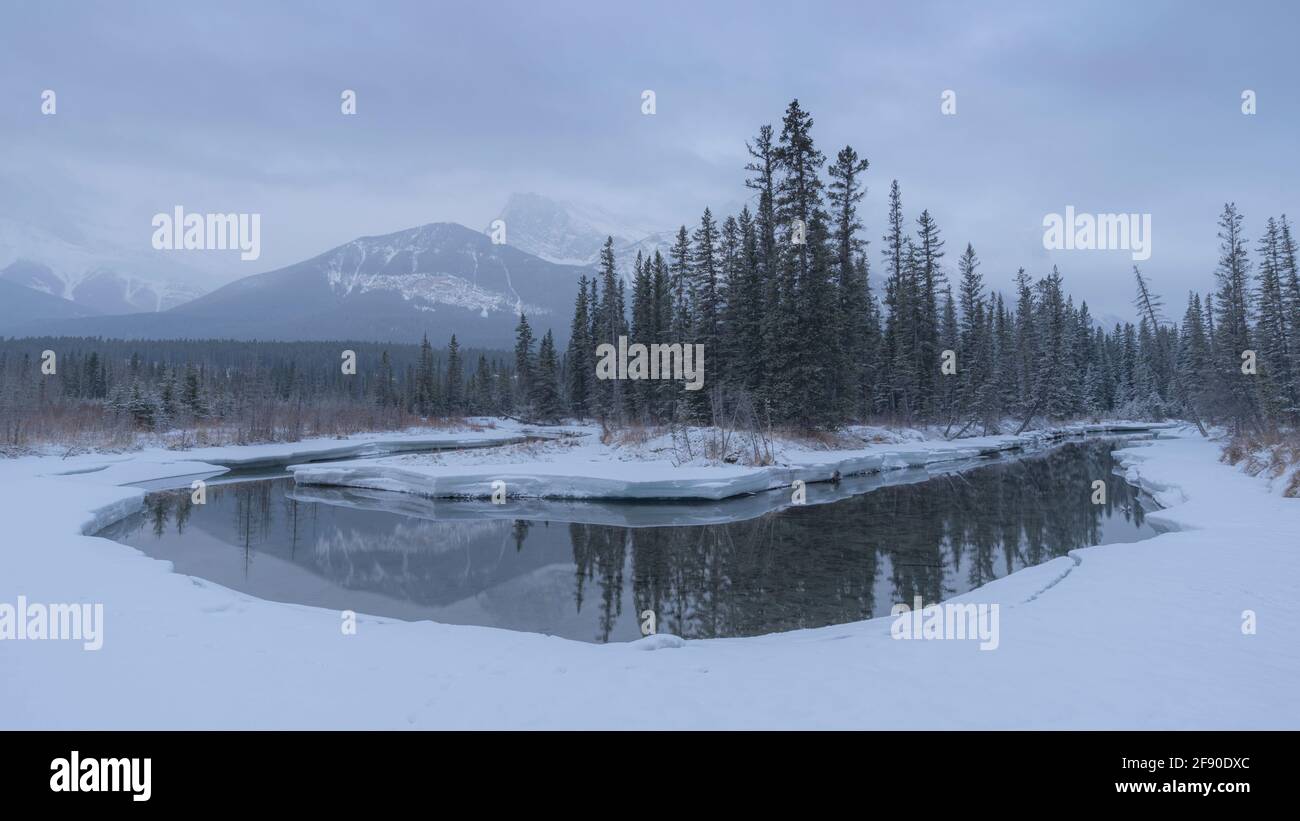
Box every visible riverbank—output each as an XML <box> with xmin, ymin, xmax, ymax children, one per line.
<box><xmin>1</xmin><ymin>422</ymin><xmax>1296</xmax><ymax>728</ymax></box>
<box><xmin>289</xmin><ymin>420</ymin><xmax>1176</xmax><ymax>501</ymax></box>
<box><xmin>0</xmin><ymin>421</ymin><xmax>558</xmax><ymax>488</ymax></box>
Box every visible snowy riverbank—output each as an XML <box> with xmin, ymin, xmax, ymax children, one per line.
<box><xmin>0</xmin><ymin>422</ymin><xmax>554</xmax><ymax>489</ymax></box>
<box><xmin>1</xmin><ymin>422</ymin><xmax>1296</xmax><ymax>728</ymax></box>
<box><xmin>290</xmin><ymin>420</ymin><xmax>1175</xmax><ymax>501</ymax></box>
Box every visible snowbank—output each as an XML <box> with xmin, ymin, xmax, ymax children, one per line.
<box><xmin>287</xmin><ymin>457</ymin><xmax>987</xmax><ymax>528</ymax></box>
<box><xmin>290</xmin><ymin>422</ymin><xmax>1177</xmax><ymax>501</ymax></box>
<box><xmin>2</xmin><ymin>422</ymin><xmax>1295</xmax><ymax>729</ymax></box>
<box><xmin>0</xmin><ymin>421</ymin><xmax>551</xmax><ymax>491</ymax></box>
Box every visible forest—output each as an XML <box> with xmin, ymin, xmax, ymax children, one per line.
<box><xmin>1</xmin><ymin>100</ymin><xmax>1296</xmax><ymax>452</ymax></box>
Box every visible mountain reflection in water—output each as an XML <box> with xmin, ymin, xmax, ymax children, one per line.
<box><xmin>99</xmin><ymin>439</ymin><xmax>1160</xmax><ymax>643</ymax></box>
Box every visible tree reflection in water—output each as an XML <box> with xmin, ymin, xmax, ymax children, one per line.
<box><xmin>110</xmin><ymin>440</ymin><xmax>1157</xmax><ymax>643</ymax></box>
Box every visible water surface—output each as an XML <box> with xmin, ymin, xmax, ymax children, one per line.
<box><xmin>99</xmin><ymin>438</ymin><xmax>1161</xmax><ymax>642</ymax></box>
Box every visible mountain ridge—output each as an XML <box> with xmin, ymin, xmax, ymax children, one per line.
<box><xmin>5</xmin><ymin>221</ymin><xmax>585</xmax><ymax>348</ymax></box>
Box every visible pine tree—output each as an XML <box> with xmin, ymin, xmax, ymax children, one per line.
<box><xmin>514</xmin><ymin>314</ymin><xmax>535</xmax><ymax>417</ymax></box>
<box><xmin>445</xmin><ymin>334</ymin><xmax>464</xmax><ymax>414</ymax></box>
<box><xmin>641</xmin><ymin>251</ymin><xmax>670</xmax><ymax>417</ymax></box>
<box><xmin>375</xmin><ymin>350</ymin><xmax>396</xmax><ymax>407</ymax></box>
<box><xmin>993</xmin><ymin>293</ymin><xmax>1016</xmax><ymax>417</ymax></box>
<box><xmin>1254</xmin><ymin>217</ymin><xmax>1296</xmax><ymax>418</ymax></box>
<box><xmin>938</xmin><ymin>285</ymin><xmax>959</xmax><ymax>423</ymax></box>
<box><xmin>669</xmin><ymin>226</ymin><xmax>692</xmax><ymax>343</ymax></box>
<box><xmin>470</xmin><ymin>354</ymin><xmax>494</xmax><ymax>415</ymax></box>
<box><xmin>566</xmin><ymin>276</ymin><xmax>593</xmax><ymax>418</ymax></box>
<box><xmin>913</xmin><ymin>209</ymin><xmax>946</xmax><ymax>414</ymax></box>
<box><xmin>182</xmin><ymin>363</ymin><xmax>205</xmax><ymax>417</ymax></box>
<box><xmin>688</xmin><ymin>208</ymin><xmax>722</xmax><ymax>420</ymax></box>
<box><xmin>882</xmin><ymin>180</ymin><xmax>910</xmax><ymax>417</ymax></box>
<box><xmin>629</xmin><ymin>255</ymin><xmax>655</xmax><ymax>419</ymax></box>
<box><xmin>1212</xmin><ymin>203</ymin><xmax>1258</xmax><ymax>433</ymax></box>
<box><xmin>533</xmin><ymin>330</ymin><xmax>563</xmax><ymax>422</ymax></box>
<box><xmin>1178</xmin><ymin>292</ymin><xmax>1211</xmax><ymax>419</ymax></box>
<box><xmin>1030</xmin><ymin>267</ymin><xmax>1071</xmax><ymax>421</ymax></box>
<box><xmin>1012</xmin><ymin>267</ymin><xmax>1036</xmax><ymax>415</ymax></box>
<box><xmin>772</xmin><ymin>99</ymin><xmax>832</xmax><ymax>426</ymax></box>
<box><xmin>718</xmin><ymin>213</ymin><xmax>741</xmax><ymax>389</ymax></box>
<box><xmin>956</xmin><ymin>243</ymin><xmax>987</xmax><ymax>423</ymax></box>
<box><xmin>1279</xmin><ymin>215</ymin><xmax>1300</xmax><ymax>414</ymax></box>
<box><xmin>827</xmin><ymin>144</ymin><xmax>871</xmax><ymax>418</ymax></box>
<box><xmin>158</xmin><ymin>369</ymin><xmax>178</xmax><ymax>425</ymax></box>
<box><xmin>416</xmin><ymin>333</ymin><xmax>436</xmax><ymax>417</ymax></box>
<box><xmin>593</xmin><ymin>238</ymin><xmax>627</xmax><ymax>421</ymax></box>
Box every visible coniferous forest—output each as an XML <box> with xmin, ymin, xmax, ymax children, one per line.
<box><xmin>2</xmin><ymin>100</ymin><xmax>1297</xmax><ymax>450</ymax></box>
<box><xmin>547</xmin><ymin>101</ymin><xmax>1300</xmax><ymax>438</ymax></box>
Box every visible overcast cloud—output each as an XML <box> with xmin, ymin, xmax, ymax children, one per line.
<box><xmin>1</xmin><ymin>0</ymin><xmax>1297</xmax><ymax>319</ymax></box>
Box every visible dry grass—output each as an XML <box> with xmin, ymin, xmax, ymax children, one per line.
<box><xmin>774</xmin><ymin>427</ymin><xmax>859</xmax><ymax>451</ymax></box>
<box><xmin>1222</xmin><ymin>429</ymin><xmax>1300</xmax><ymax>497</ymax></box>
<box><xmin>0</xmin><ymin>400</ymin><xmax>494</xmax><ymax>458</ymax></box>
<box><xmin>610</xmin><ymin>422</ymin><xmax>662</xmax><ymax>447</ymax></box>
<box><xmin>1286</xmin><ymin>470</ymin><xmax>1300</xmax><ymax>498</ymax></box>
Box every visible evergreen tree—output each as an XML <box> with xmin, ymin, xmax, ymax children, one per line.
<box><xmin>881</xmin><ymin>181</ymin><xmax>917</xmax><ymax>418</ymax></box>
<box><xmin>514</xmin><ymin>314</ymin><xmax>535</xmax><ymax>416</ymax></box>
<box><xmin>566</xmin><ymin>275</ymin><xmax>593</xmax><ymax>418</ymax></box>
<box><xmin>445</xmin><ymin>334</ymin><xmax>464</xmax><ymax>414</ymax></box>
<box><xmin>533</xmin><ymin>330</ymin><xmax>563</xmax><ymax>422</ymax></box>
<box><xmin>745</xmin><ymin>122</ymin><xmax>779</xmax><ymax>400</ymax></box>
<box><xmin>1211</xmin><ymin>203</ymin><xmax>1258</xmax><ymax>433</ymax></box>
<box><xmin>593</xmin><ymin>238</ymin><xmax>627</xmax><ymax>420</ymax></box>
<box><xmin>956</xmin><ymin>243</ymin><xmax>988</xmax><ymax>423</ymax></box>
<box><xmin>416</xmin><ymin>333</ymin><xmax>436</xmax><ymax>416</ymax></box>
<box><xmin>688</xmin><ymin>208</ymin><xmax>722</xmax><ymax>420</ymax></box>
<box><xmin>827</xmin><ymin>144</ymin><xmax>871</xmax><ymax>418</ymax></box>
<box><xmin>628</xmin><ymin>256</ymin><xmax>655</xmax><ymax>419</ymax></box>
<box><xmin>374</xmin><ymin>350</ymin><xmax>396</xmax><ymax>407</ymax></box>
<box><xmin>773</xmin><ymin>99</ymin><xmax>833</xmax><ymax>425</ymax></box>
<box><xmin>913</xmin><ymin>209</ymin><xmax>946</xmax><ymax>414</ymax></box>
<box><xmin>469</xmin><ymin>354</ymin><xmax>494</xmax><ymax>414</ymax></box>
<box><xmin>1254</xmin><ymin>217</ymin><xmax>1297</xmax><ymax>418</ymax></box>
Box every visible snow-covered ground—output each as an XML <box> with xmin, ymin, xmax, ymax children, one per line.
<box><xmin>0</xmin><ymin>422</ymin><xmax>545</xmax><ymax>488</ymax></box>
<box><xmin>290</xmin><ymin>421</ymin><xmax>1172</xmax><ymax>501</ymax></box>
<box><xmin>1</xmin><ymin>423</ymin><xmax>1296</xmax><ymax>728</ymax></box>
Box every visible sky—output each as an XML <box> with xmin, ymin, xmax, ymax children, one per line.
<box><xmin>1</xmin><ymin>0</ymin><xmax>1298</xmax><ymax>320</ymax></box>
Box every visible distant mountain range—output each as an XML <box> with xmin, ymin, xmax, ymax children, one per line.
<box><xmin>0</xmin><ymin>217</ymin><xmax>212</xmax><ymax>316</ymax></box>
<box><xmin>5</xmin><ymin>222</ymin><xmax>588</xmax><ymax>348</ymax></box>
<box><xmin>0</xmin><ymin>195</ymin><xmax>1131</xmax><ymax>349</ymax></box>
<box><xmin>0</xmin><ymin>277</ymin><xmax>100</xmax><ymax>327</ymax></box>
<box><xmin>0</xmin><ymin>195</ymin><xmax>672</xmax><ymax>348</ymax></box>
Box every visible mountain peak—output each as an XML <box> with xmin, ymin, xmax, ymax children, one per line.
<box><xmin>492</xmin><ymin>193</ymin><xmax>672</xmax><ymax>278</ymax></box>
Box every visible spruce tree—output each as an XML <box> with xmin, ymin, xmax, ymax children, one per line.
<box><xmin>533</xmin><ymin>330</ymin><xmax>563</xmax><ymax>422</ymax></box>
<box><xmin>514</xmin><ymin>314</ymin><xmax>535</xmax><ymax>417</ymax></box>
<box><xmin>1211</xmin><ymin>203</ymin><xmax>1258</xmax><ymax>433</ymax></box>
<box><xmin>445</xmin><ymin>335</ymin><xmax>463</xmax><ymax>415</ymax></box>
<box><xmin>827</xmin><ymin>144</ymin><xmax>871</xmax><ymax>419</ymax></box>
<box><xmin>566</xmin><ymin>275</ymin><xmax>593</xmax><ymax>418</ymax></box>
<box><xmin>913</xmin><ymin>210</ymin><xmax>946</xmax><ymax>414</ymax></box>
<box><xmin>416</xmin><ymin>333</ymin><xmax>436</xmax><ymax>417</ymax></box>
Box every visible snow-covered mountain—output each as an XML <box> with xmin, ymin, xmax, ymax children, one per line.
<box><xmin>0</xmin><ymin>277</ymin><xmax>100</xmax><ymax>327</ymax></box>
<box><xmin>0</xmin><ymin>218</ymin><xmax>211</xmax><ymax>315</ymax></box>
<box><xmin>13</xmin><ymin>222</ymin><xmax>587</xmax><ymax>348</ymax></box>
<box><xmin>0</xmin><ymin>259</ymin><xmax>206</xmax><ymax>314</ymax></box>
<box><xmin>491</xmin><ymin>193</ymin><xmax>674</xmax><ymax>281</ymax></box>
